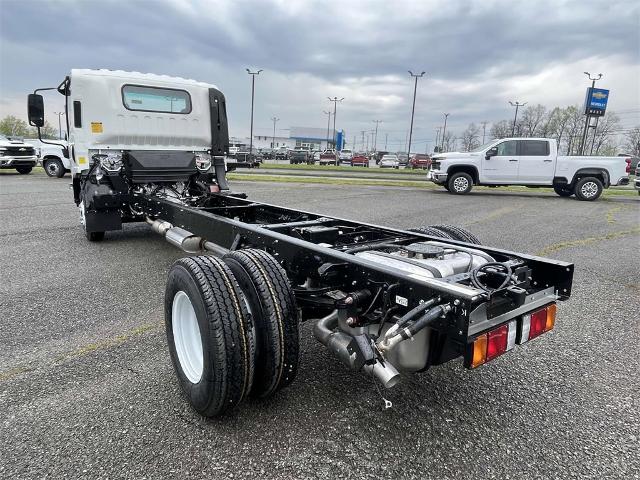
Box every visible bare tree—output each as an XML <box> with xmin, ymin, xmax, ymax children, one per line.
<box><xmin>441</xmin><ymin>131</ymin><xmax>456</xmax><ymax>152</ymax></box>
<box><xmin>589</xmin><ymin>112</ymin><xmax>620</xmax><ymax>154</ymax></box>
<box><xmin>519</xmin><ymin>104</ymin><xmax>547</xmax><ymax>137</ymax></box>
<box><xmin>490</xmin><ymin>120</ymin><xmax>512</xmax><ymax>139</ymax></box>
<box><xmin>623</xmin><ymin>126</ymin><xmax>640</xmax><ymax>157</ymax></box>
<box><xmin>461</xmin><ymin>123</ymin><xmax>481</xmax><ymax>151</ymax></box>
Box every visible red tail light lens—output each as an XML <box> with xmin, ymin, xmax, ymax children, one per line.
<box><xmin>519</xmin><ymin>303</ymin><xmax>557</xmax><ymax>344</ymax></box>
<box><xmin>625</xmin><ymin>158</ymin><xmax>632</xmax><ymax>173</ymax></box>
<box><xmin>486</xmin><ymin>324</ymin><xmax>508</xmax><ymax>361</ymax></box>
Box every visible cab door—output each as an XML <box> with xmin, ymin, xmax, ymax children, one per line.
<box><xmin>517</xmin><ymin>140</ymin><xmax>554</xmax><ymax>184</ymax></box>
<box><xmin>481</xmin><ymin>140</ymin><xmax>519</xmax><ymax>183</ymax></box>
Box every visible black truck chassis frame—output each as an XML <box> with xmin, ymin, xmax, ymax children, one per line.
<box><xmin>133</xmin><ymin>192</ymin><xmax>574</xmax><ymax>369</ymax></box>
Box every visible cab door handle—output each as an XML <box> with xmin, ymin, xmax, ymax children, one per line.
<box><xmin>543</xmin><ymin>159</ymin><xmax>553</xmax><ymax>162</ymax></box>
<box><xmin>509</xmin><ymin>159</ymin><xmax>518</xmax><ymax>162</ymax></box>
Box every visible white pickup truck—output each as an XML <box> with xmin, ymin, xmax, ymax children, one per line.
<box><xmin>0</xmin><ymin>135</ymin><xmax>38</xmax><ymax>174</ymax></box>
<box><xmin>428</xmin><ymin>138</ymin><xmax>631</xmax><ymax>201</ymax></box>
<box><xmin>25</xmin><ymin>139</ymin><xmax>70</xmax><ymax>177</ymax></box>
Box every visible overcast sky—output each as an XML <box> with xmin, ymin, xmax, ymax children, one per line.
<box><xmin>1</xmin><ymin>0</ymin><xmax>639</xmax><ymax>150</ymax></box>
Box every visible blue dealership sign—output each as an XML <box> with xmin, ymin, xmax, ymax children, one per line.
<box><xmin>584</xmin><ymin>87</ymin><xmax>610</xmax><ymax>116</ymax></box>
<box><xmin>335</xmin><ymin>130</ymin><xmax>344</xmax><ymax>151</ymax></box>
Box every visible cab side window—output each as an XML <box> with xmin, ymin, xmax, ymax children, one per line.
<box><xmin>520</xmin><ymin>140</ymin><xmax>550</xmax><ymax>156</ymax></box>
<box><xmin>496</xmin><ymin>140</ymin><xmax>517</xmax><ymax>156</ymax></box>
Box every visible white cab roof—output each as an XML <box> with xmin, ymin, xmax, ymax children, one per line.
<box><xmin>70</xmin><ymin>69</ymin><xmax>218</xmax><ymax>90</ymax></box>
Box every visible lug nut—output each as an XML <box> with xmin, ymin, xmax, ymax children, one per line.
<box><xmin>346</xmin><ymin>317</ymin><xmax>357</xmax><ymax>326</ymax></box>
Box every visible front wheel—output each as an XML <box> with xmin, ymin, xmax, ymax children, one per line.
<box><xmin>85</xmin><ymin>231</ymin><xmax>105</xmax><ymax>242</ymax></box>
<box><xmin>447</xmin><ymin>172</ymin><xmax>473</xmax><ymax>194</ymax></box>
<box><xmin>44</xmin><ymin>158</ymin><xmax>65</xmax><ymax>178</ymax></box>
<box><xmin>16</xmin><ymin>166</ymin><xmax>32</xmax><ymax>174</ymax></box>
<box><xmin>574</xmin><ymin>177</ymin><xmax>603</xmax><ymax>201</ymax></box>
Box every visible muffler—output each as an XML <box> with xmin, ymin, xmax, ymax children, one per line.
<box><xmin>146</xmin><ymin>218</ymin><xmax>203</xmax><ymax>253</ymax></box>
<box><xmin>313</xmin><ymin>311</ymin><xmax>401</xmax><ymax>389</ymax></box>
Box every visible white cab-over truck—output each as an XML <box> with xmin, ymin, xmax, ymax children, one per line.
<box><xmin>0</xmin><ymin>135</ymin><xmax>38</xmax><ymax>174</ymax></box>
<box><xmin>428</xmin><ymin>138</ymin><xmax>631</xmax><ymax>201</ymax></box>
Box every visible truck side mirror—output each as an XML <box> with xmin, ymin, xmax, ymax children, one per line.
<box><xmin>28</xmin><ymin>94</ymin><xmax>45</xmax><ymax>127</ymax></box>
<box><xmin>485</xmin><ymin>147</ymin><xmax>497</xmax><ymax>160</ymax></box>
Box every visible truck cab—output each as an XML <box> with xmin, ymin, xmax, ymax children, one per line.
<box><xmin>27</xmin><ymin>69</ymin><xmax>230</xmax><ymax>240</ymax></box>
<box><xmin>429</xmin><ymin>138</ymin><xmax>629</xmax><ymax>201</ymax></box>
<box><xmin>0</xmin><ymin>135</ymin><xmax>38</xmax><ymax>174</ymax></box>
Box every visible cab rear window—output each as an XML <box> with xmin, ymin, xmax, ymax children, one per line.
<box><xmin>122</xmin><ymin>85</ymin><xmax>192</xmax><ymax>114</ymax></box>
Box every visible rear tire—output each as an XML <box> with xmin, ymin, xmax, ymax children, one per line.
<box><xmin>44</xmin><ymin>158</ymin><xmax>65</xmax><ymax>178</ymax></box>
<box><xmin>409</xmin><ymin>226</ymin><xmax>455</xmax><ymax>239</ymax></box>
<box><xmin>574</xmin><ymin>177</ymin><xmax>603</xmax><ymax>201</ymax></box>
<box><xmin>16</xmin><ymin>166</ymin><xmax>32</xmax><ymax>174</ymax></box>
<box><xmin>165</xmin><ymin>256</ymin><xmax>255</xmax><ymax>417</ymax></box>
<box><xmin>428</xmin><ymin>224</ymin><xmax>481</xmax><ymax>244</ymax></box>
<box><xmin>223</xmin><ymin>249</ymin><xmax>299</xmax><ymax>398</ymax></box>
<box><xmin>447</xmin><ymin>172</ymin><xmax>473</xmax><ymax>194</ymax></box>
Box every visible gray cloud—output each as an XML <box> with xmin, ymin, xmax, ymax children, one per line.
<box><xmin>1</xmin><ymin>0</ymin><xmax>638</xmax><ymax>150</ymax></box>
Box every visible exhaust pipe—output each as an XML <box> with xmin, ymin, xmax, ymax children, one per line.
<box><xmin>146</xmin><ymin>218</ymin><xmax>203</xmax><ymax>253</ymax></box>
<box><xmin>313</xmin><ymin>311</ymin><xmax>401</xmax><ymax>389</ymax></box>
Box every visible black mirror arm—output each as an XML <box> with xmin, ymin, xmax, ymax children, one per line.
<box><xmin>31</xmin><ymin>87</ymin><xmax>69</xmax><ymax>149</ymax></box>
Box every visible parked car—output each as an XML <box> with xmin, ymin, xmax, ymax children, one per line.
<box><xmin>289</xmin><ymin>148</ymin><xmax>312</xmax><ymax>165</ymax></box>
<box><xmin>397</xmin><ymin>153</ymin><xmax>409</xmax><ymax>167</ymax></box>
<box><xmin>618</xmin><ymin>153</ymin><xmax>639</xmax><ymax>173</ymax></box>
<box><xmin>409</xmin><ymin>153</ymin><xmax>431</xmax><ymax>170</ymax></box>
<box><xmin>0</xmin><ymin>135</ymin><xmax>37</xmax><ymax>174</ymax></box>
<box><xmin>313</xmin><ymin>151</ymin><xmax>321</xmax><ymax>161</ymax></box>
<box><xmin>274</xmin><ymin>146</ymin><xmax>289</xmax><ymax>160</ymax></box>
<box><xmin>379</xmin><ymin>154</ymin><xmax>399</xmax><ymax>168</ymax></box>
<box><xmin>319</xmin><ymin>149</ymin><xmax>337</xmax><ymax>166</ymax></box>
<box><xmin>373</xmin><ymin>151</ymin><xmax>389</xmax><ymax>164</ymax></box>
<box><xmin>635</xmin><ymin>164</ymin><xmax>640</xmax><ymax>194</ymax></box>
<box><xmin>338</xmin><ymin>149</ymin><xmax>353</xmax><ymax>164</ymax></box>
<box><xmin>351</xmin><ymin>153</ymin><xmax>369</xmax><ymax>167</ymax></box>
<box><xmin>428</xmin><ymin>137</ymin><xmax>630</xmax><ymax>201</ymax></box>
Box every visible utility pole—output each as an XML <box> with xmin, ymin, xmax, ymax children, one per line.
<box><xmin>270</xmin><ymin>116</ymin><xmax>279</xmax><ymax>149</ymax></box>
<box><xmin>441</xmin><ymin>113</ymin><xmax>450</xmax><ymax>151</ymax></box>
<box><xmin>509</xmin><ymin>101</ymin><xmax>526</xmax><ymax>136</ymax></box>
<box><xmin>384</xmin><ymin>133</ymin><xmax>388</xmax><ymax>150</ymax></box>
<box><xmin>372</xmin><ymin>120</ymin><xmax>382</xmax><ymax>152</ymax></box>
<box><xmin>246</xmin><ymin>68</ymin><xmax>263</xmax><ymax>159</ymax></box>
<box><xmin>327</xmin><ymin>97</ymin><xmax>344</xmax><ymax>149</ymax></box>
<box><xmin>361</xmin><ymin>130</ymin><xmax>366</xmax><ymax>150</ymax></box>
<box><xmin>434</xmin><ymin>127</ymin><xmax>442</xmax><ymax>152</ymax></box>
<box><xmin>481</xmin><ymin>121</ymin><xmax>488</xmax><ymax>144</ymax></box>
<box><xmin>54</xmin><ymin>112</ymin><xmax>65</xmax><ymax>139</ymax></box>
<box><xmin>407</xmin><ymin>70</ymin><xmax>426</xmax><ymax>157</ymax></box>
<box><xmin>323</xmin><ymin>110</ymin><xmax>332</xmax><ymax>149</ymax></box>
<box><xmin>580</xmin><ymin>72</ymin><xmax>603</xmax><ymax>155</ymax></box>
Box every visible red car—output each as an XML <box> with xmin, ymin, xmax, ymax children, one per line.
<box><xmin>409</xmin><ymin>153</ymin><xmax>431</xmax><ymax>169</ymax></box>
<box><xmin>351</xmin><ymin>153</ymin><xmax>369</xmax><ymax>167</ymax></box>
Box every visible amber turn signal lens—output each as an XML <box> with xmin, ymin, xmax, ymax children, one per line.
<box><xmin>545</xmin><ymin>303</ymin><xmax>557</xmax><ymax>332</ymax></box>
<box><xmin>471</xmin><ymin>334</ymin><xmax>488</xmax><ymax>368</ymax></box>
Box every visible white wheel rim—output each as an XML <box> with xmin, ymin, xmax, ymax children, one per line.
<box><xmin>453</xmin><ymin>177</ymin><xmax>468</xmax><ymax>192</ymax></box>
<box><xmin>581</xmin><ymin>182</ymin><xmax>598</xmax><ymax>198</ymax></box>
<box><xmin>47</xmin><ymin>162</ymin><xmax>59</xmax><ymax>175</ymax></box>
<box><xmin>172</xmin><ymin>291</ymin><xmax>203</xmax><ymax>383</ymax></box>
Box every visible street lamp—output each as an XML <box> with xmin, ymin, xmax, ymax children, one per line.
<box><xmin>246</xmin><ymin>68</ymin><xmax>263</xmax><ymax>159</ymax></box>
<box><xmin>54</xmin><ymin>111</ymin><xmax>65</xmax><ymax>139</ymax></box>
<box><xmin>327</xmin><ymin>97</ymin><xmax>344</xmax><ymax>149</ymax></box>
<box><xmin>372</xmin><ymin>120</ymin><xmax>382</xmax><ymax>152</ymax></box>
<box><xmin>270</xmin><ymin>116</ymin><xmax>279</xmax><ymax>149</ymax></box>
<box><xmin>580</xmin><ymin>72</ymin><xmax>603</xmax><ymax>155</ymax></box>
<box><xmin>323</xmin><ymin>110</ymin><xmax>332</xmax><ymax>149</ymax></box>
<box><xmin>407</xmin><ymin>71</ymin><xmax>425</xmax><ymax>158</ymax></box>
<box><xmin>509</xmin><ymin>101</ymin><xmax>526</xmax><ymax>136</ymax></box>
<box><xmin>441</xmin><ymin>113</ymin><xmax>450</xmax><ymax>151</ymax></box>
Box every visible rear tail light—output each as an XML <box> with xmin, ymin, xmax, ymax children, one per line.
<box><xmin>625</xmin><ymin>158</ymin><xmax>632</xmax><ymax>173</ymax></box>
<box><xmin>469</xmin><ymin>304</ymin><xmax>556</xmax><ymax>368</ymax></box>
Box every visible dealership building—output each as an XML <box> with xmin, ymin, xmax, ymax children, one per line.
<box><xmin>233</xmin><ymin>126</ymin><xmax>339</xmax><ymax>151</ymax></box>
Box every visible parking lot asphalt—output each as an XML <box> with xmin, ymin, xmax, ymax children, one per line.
<box><xmin>1</xmin><ymin>171</ymin><xmax>639</xmax><ymax>479</ymax></box>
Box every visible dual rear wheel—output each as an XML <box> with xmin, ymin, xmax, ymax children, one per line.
<box><xmin>165</xmin><ymin>250</ymin><xmax>299</xmax><ymax>417</ymax></box>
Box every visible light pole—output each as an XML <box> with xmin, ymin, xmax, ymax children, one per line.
<box><xmin>434</xmin><ymin>127</ymin><xmax>442</xmax><ymax>152</ymax></box>
<box><xmin>407</xmin><ymin>71</ymin><xmax>425</xmax><ymax>157</ymax></box>
<box><xmin>509</xmin><ymin>101</ymin><xmax>526</xmax><ymax>136</ymax></box>
<box><xmin>327</xmin><ymin>97</ymin><xmax>344</xmax><ymax>149</ymax></box>
<box><xmin>580</xmin><ymin>72</ymin><xmax>603</xmax><ymax>155</ymax></box>
<box><xmin>372</xmin><ymin>120</ymin><xmax>382</xmax><ymax>152</ymax></box>
<box><xmin>384</xmin><ymin>133</ymin><xmax>388</xmax><ymax>150</ymax></box>
<box><xmin>481</xmin><ymin>121</ymin><xmax>488</xmax><ymax>144</ymax></box>
<box><xmin>246</xmin><ymin>68</ymin><xmax>263</xmax><ymax>159</ymax></box>
<box><xmin>270</xmin><ymin>116</ymin><xmax>279</xmax><ymax>149</ymax></box>
<box><xmin>441</xmin><ymin>113</ymin><xmax>450</xmax><ymax>151</ymax></box>
<box><xmin>323</xmin><ymin>110</ymin><xmax>332</xmax><ymax>149</ymax></box>
<box><xmin>54</xmin><ymin>111</ymin><xmax>65</xmax><ymax>139</ymax></box>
